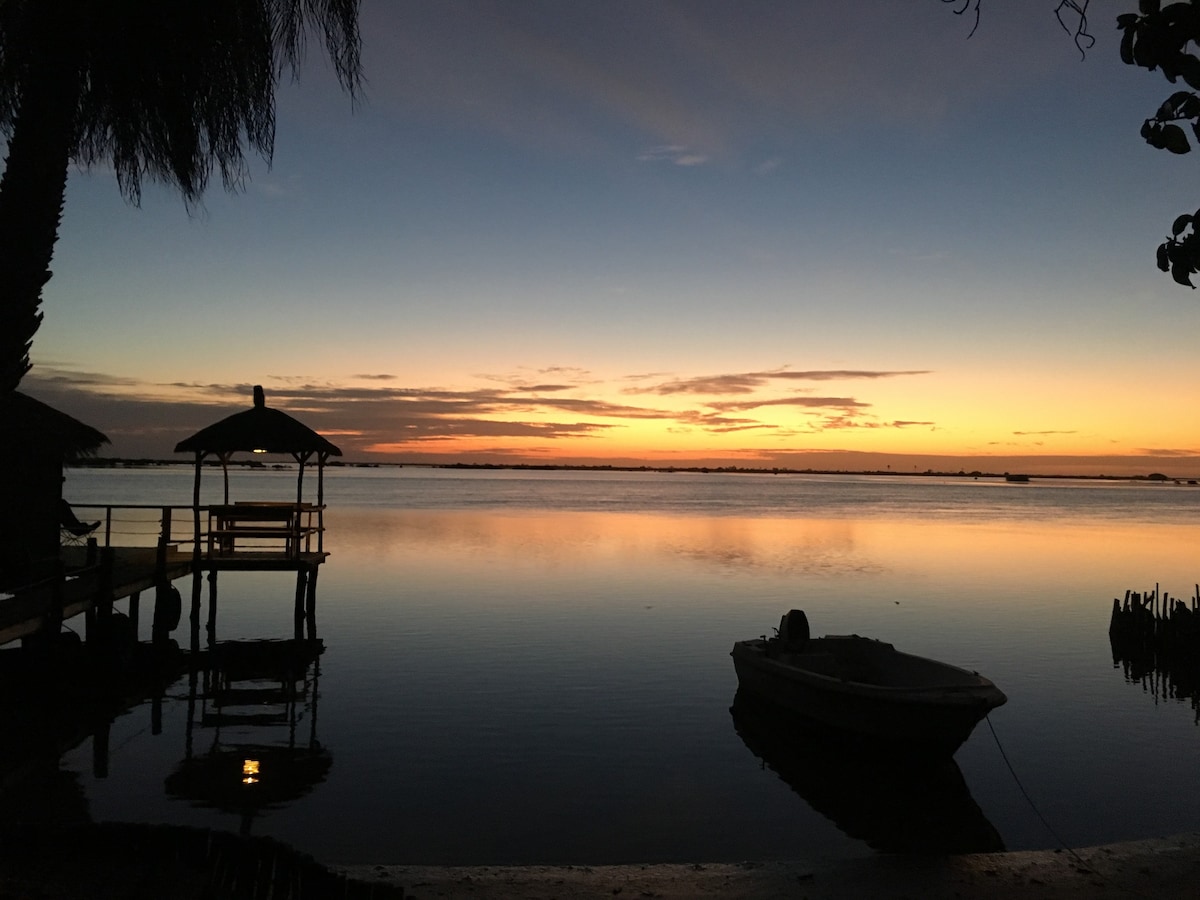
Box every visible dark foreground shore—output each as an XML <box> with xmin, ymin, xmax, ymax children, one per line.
<box><xmin>2</xmin><ymin>828</ymin><xmax>1198</xmax><ymax>898</ymax></box>
<box><xmin>340</xmin><ymin>833</ymin><xmax>1200</xmax><ymax>899</ymax></box>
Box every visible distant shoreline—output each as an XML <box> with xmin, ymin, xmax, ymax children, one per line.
<box><xmin>68</xmin><ymin>458</ymin><xmax>1199</xmax><ymax>484</ymax></box>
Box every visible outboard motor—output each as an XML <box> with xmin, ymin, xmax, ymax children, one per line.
<box><xmin>778</xmin><ymin>609</ymin><xmax>810</xmax><ymax>650</ymax></box>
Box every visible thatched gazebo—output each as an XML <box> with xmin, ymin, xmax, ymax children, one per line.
<box><xmin>174</xmin><ymin>386</ymin><xmax>341</xmax><ymax>561</ymax></box>
<box><xmin>0</xmin><ymin>392</ymin><xmax>108</xmax><ymax>589</ymax></box>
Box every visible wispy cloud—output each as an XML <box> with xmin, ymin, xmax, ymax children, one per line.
<box><xmin>632</xmin><ymin>369</ymin><xmax>930</xmax><ymax>396</ymax></box>
<box><xmin>1133</xmin><ymin>447</ymin><xmax>1200</xmax><ymax>458</ymax></box>
<box><xmin>636</xmin><ymin>145</ymin><xmax>709</xmax><ymax>166</ymax></box>
<box><xmin>707</xmin><ymin>395</ymin><xmax>869</xmax><ymax>413</ymax></box>
<box><xmin>362</xmin><ymin>2</ymin><xmax>1075</xmax><ymax>170</ymax></box>
<box><xmin>753</xmin><ymin>157</ymin><xmax>783</xmax><ymax>175</ymax></box>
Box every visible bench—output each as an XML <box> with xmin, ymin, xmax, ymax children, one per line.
<box><xmin>207</xmin><ymin>504</ymin><xmax>315</xmax><ymax>557</ymax></box>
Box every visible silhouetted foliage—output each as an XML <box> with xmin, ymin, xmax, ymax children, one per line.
<box><xmin>953</xmin><ymin>0</ymin><xmax>1200</xmax><ymax>288</ymax></box>
<box><xmin>1118</xmin><ymin>1</ymin><xmax>1200</xmax><ymax>286</ymax></box>
<box><xmin>0</xmin><ymin>1</ymin><xmax>363</xmax><ymax>393</ymax></box>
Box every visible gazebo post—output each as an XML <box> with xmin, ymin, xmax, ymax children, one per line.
<box><xmin>190</xmin><ymin>450</ymin><xmax>204</xmax><ymax>653</ymax></box>
<box><xmin>317</xmin><ymin>452</ymin><xmax>327</xmax><ymax>507</ymax></box>
<box><xmin>294</xmin><ymin>451</ymin><xmax>311</xmax><ymax>507</ymax></box>
<box><xmin>317</xmin><ymin>451</ymin><xmax>328</xmax><ymax>553</ymax></box>
<box><xmin>220</xmin><ymin>452</ymin><xmax>233</xmax><ymax>505</ymax></box>
<box><xmin>191</xmin><ymin>451</ymin><xmax>203</xmax><ymax>561</ymax></box>
<box><xmin>293</xmin><ymin>568</ymin><xmax>307</xmax><ymax>640</ymax></box>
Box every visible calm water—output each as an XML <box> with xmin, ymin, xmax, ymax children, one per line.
<box><xmin>25</xmin><ymin>467</ymin><xmax>1200</xmax><ymax>864</ymax></box>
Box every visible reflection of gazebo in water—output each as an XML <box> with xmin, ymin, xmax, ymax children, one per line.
<box><xmin>174</xmin><ymin>386</ymin><xmax>342</xmax><ymax>644</ymax></box>
<box><xmin>166</xmin><ymin>638</ymin><xmax>330</xmax><ymax>835</ymax></box>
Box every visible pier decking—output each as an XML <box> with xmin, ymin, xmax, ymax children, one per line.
<box><xmin>0</xmin><ymin>502</ymin><xmax>328</xmax><ymax>649</ymax></box>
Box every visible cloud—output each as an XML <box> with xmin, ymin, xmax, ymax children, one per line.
<box><xmin>1013</xmin><ymin>430</ymin><xmax>1077</xmax><ymax>436</ymax></box>
<box><xmin>251</xmin><ymin>174</ymin><xmax>302</xmax><ymax>199</ymax></box>
<box><xmin>707</xmin><ymin>395</ymin><xmax>869</xmax><ymax>413</ymax></box>
<box><xmin>1133</xmin><ymin>448</ymin><xmax>1200</xmax><ymax>458</ymax></box>
<box><xmin>753</xmin><ymin>156</ymin><xmax>783</xmax><ymax>175</ymax></box>
<box><xmin>477</xmin><ymin>366</ymin><xmax>598</xmax><ymax>392</ymax></box>
<box><xmin>23</xmin><ymin>363</ymin><xmax>932</xmax><ymax>459</ymax></box>
<box><xmin>359</xmin><ymin>1</ymin><xmax>1089</xmax><ymax>174</ymax></box>
<box><xmin>22</xmin><ymin>368</ymin><xmax>682</xmax><ymax>456</ymax></box>
<box><xmin>637</xmin><ymin>145</ymin><xmax>709</xmax><ymax>166</ymax></box>
<box><xmin>634</xmin><ymin>368</ymin><xmax>930</xmax><ymax>396</ymax></box>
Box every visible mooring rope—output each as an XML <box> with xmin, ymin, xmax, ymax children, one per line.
<box><xmin>985</xmin><ymin>714</ymin><xmax>1173</xmax><ymax>899</ymax></box>
<box><xmin>984</xmin><ymin>714</ymin><xmax>1094</xmax><ymax>872</ymax></box>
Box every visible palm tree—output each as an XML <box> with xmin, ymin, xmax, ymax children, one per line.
<box><xmin>0</xmin><ymin>0</ymin><xmax>362</xmax><ymax>393</ymax></box>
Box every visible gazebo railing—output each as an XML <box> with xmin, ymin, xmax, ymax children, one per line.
<box><xmin>205</xmin><ymin>502</ymin><xmax>324</xmax><ymax>560</ymax></box>
<box><xmin>68</xmin><ymin>504</ymin><xmax>196</xmax><ymax>553</ymax></box>
<box><xmin>65</xmin><ymin>502</ymin><xmax>325</xmax><ymax>561</ymax></box>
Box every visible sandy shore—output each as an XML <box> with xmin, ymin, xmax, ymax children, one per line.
<box><xmin>340</xmin><ymin>833</ymin><xmax>1200</xmax><ymax>899</ymax></box>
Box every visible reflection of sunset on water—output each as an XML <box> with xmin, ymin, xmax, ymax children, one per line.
<box><xmin>324</xmin><ymin>507</ymin><xmax>1200</xmax><ymax>619</ymax></box>
<box><xmin>329</xmin><ymin>509</ymin><xmax>877</xmax><ymax>577</ymax></box>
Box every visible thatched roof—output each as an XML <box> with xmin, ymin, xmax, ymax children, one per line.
<box><xmin>0</xmin><ymin>391</ymin><xmax>108</xmax><ymax>457</ymax></box>
<box><xmin>174</xmin><ymin>386</ymin><xmax>341</xmax><ymax>458</ymax></box>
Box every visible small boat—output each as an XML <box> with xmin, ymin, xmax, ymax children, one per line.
<box><xmin>730</xmin><ymin>610</ymin><xmax>1006</xmax><ymax>757</ymax></box>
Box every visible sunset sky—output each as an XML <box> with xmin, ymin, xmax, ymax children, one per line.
<box><xmin>17</xmin><ymin>1</ymin><xmax>1200</xmax><ymax>476</ymax></box>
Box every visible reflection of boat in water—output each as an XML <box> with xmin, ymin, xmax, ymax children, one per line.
<box><xmin>730</xmin><ymin>690</ymin><xmax>1004</xmax><ymax>854</ymax></box>
<box><xmin>167</xmin><ymin>638</ymin><xmax>328</xmax><ymax>833</ymax></box>
<box><xmin>730</xmin><ymin>611</ymin><xmax>1006</xmax><ymax>757</ymax></box>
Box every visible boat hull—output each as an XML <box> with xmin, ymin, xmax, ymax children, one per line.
<box><xmin>730</xmin><ymin>636</ymin><xmax>1006</xmax><ymax>757</ymax></box>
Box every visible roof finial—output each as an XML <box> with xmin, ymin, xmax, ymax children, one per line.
<box><xmin>253</xmin><ymin>385</ymin><xmax>265</xmax><ymax>408</ymax></box>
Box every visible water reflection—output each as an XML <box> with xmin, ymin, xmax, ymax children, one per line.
<box><xmin>730</xmin><ymin>691</ymin><xmax>1004</xmax><ymax>854</ymax></box>
<box><xmin>166</xmin><ymin>638</ymin><xmax>330</xmax><ymax>834</ymax></box>
<box><xmin>328</xmin><ymin>508</ymin><xmax>885</xmax><ymax>579</ymax></box>
<box><xmin>32</xmin><ymin>470</ymin><xmax>1200</xmax><ymax>862</ymax></box>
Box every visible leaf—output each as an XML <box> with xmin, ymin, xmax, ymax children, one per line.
<box><xmin>1192</xmin><ymin>121</ymin><xmax>1200</xmax><ymax>145</ymax></box>
<box><xmin>1160</xmin><ymin>123</ymin><xmax>1191</xmax><ymax>152</ymax></box>
<box><xmin>1178</xmin><ymin>56</ymin><xmax>1200</xmax><ymax>91</ymax></box>
<box><xmin>1158</xmin><ymin>243</ymin><xmax>1172</xmax><ymax>271</ymax></box>
<box><xmin>1139</xmin><ymin>0</ymin><xmax>1160</xmax><ymax>14</ymax></box>
<box><xmin>1121</xmin><ymin>29</ymin><xmax>1136</xmax><ymax>66</ymax></box>
<box><xmin>1173</xmin><ymin>214</ymin><xmax>1193</xmax><ymax>235</ymax></box>
<box><xmin>1167</xmin><ymin>240</ymin><xmax>1191</xmax><ymax>265</ymax></box>
<box><xmin>1118</xmin><ymin>13</ymin><xmax>1141</xmax><ymax>28</ymax></box>
<box><xmin>1170</xmin><ymin>262</ymin><xmax>1194</xmax><ymax>288</ymax></box>
<box><xmin>1133</xmin><ymin>34</ymin><xmax>1158</xmax><ymax>70</ymax></box>
<box><xmin>1165</xmin><ymin>90</ymin><xmax>1196</xmax><ymax>114</ymax></box>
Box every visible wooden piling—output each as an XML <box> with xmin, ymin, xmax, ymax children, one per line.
<box><xmin>1110</xmin><ymin>584</ymin><xmax>1200</xmax><ymax>720</ymax></box>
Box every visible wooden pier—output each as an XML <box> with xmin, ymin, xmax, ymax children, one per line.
<box><xmin>0</xmin><ymin>502</ymin><xmax>328</xmax><ymax>650</ymax></box>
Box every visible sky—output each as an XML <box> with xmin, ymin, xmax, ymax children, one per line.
<box><xmin>16</xmin><ymin>0</ymin><xmax>1200</xmax><ymax>476</ymax></box>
